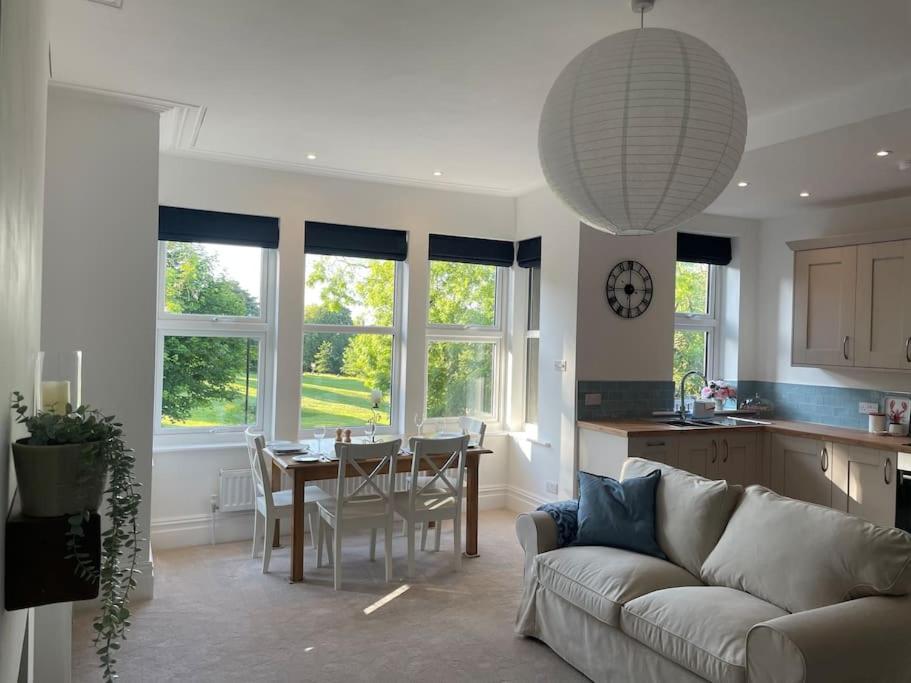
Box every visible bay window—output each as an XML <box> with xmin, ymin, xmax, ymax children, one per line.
<box><xmin>424</xmin><ymin>234</ymin><xmax>512</xmax><ymax>423</ymax></box>
<box><xmin>300</xmin><ymin>222</ymin><xmax>406</xmax><ymax>435</ymax></box>
<box><xmin>154</xmin><ymin>207</ymin><xmax>278</xmax><ymax>439</ymax></box>
<box><xmin>517</xmin><ymin>237</ymin><xmax>542</xmax><ymax>427</ymax></box>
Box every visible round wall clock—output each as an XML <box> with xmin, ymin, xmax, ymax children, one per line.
<box><xmin>605</xmin><ymin>260</ymin><xmax>653</xmax><ymax>318</ymax></box>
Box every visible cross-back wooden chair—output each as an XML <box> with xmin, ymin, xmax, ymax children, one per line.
<box><xmin>316</xmin><ymin>439</ymin><xmax>402</xmax><ymax>590</ymax></box>
<box><xmin>394</xmin><ymin>435</ymin><xmax>470</xmax><ymax>577</ymax></box>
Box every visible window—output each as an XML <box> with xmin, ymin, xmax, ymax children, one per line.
<box><xmin>300</xmin><ymin>254</ymin><xmax>399</xmax><ymax>432</ymax></box>
<box><xmin>425</xmin><ymin>259</ymin><xmax>504</xmax><ymax>421</ymax></box>
<box><xmin>673</xmin><ymin>261</ymin><xmax>718</xmax><ymax>393</ymax></box>
<box><xmin>524</xmin><ymin>266</ymin><xmax>541</xmax><ymax>426</ymax></box>
<box><xmin>155</xmin><ymin>240</ymin><xmax>276</xmax><ymax>434</ymax></box>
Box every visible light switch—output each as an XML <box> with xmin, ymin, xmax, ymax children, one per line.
<box><xmin>584</xmin><ymin>393</ymin><xmax>602</xmax><ymax>406</ymax></box>
<box><xmin>553</xmin><ymin>359</ymin><xmax>567</xmax><ymax>371</ymax></box>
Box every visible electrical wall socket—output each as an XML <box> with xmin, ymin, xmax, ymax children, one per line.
<box><xmin>858</xmin><ymin>402</ymin><xmax>880</xmax><ymax>414</ymax></box>
<box><xmin>553</xmin><ymin>359</ymin><xmax>567</xmax><ymax>371</ymax></box>
<box><xmin>584</xmin><ymin>393</ymin><xmax>602</xmax><ymax>406</ymax></box>
<box><xmin>545</xmin><ymin>481</ymin><xmax>559</xmax><ymax>495</ymax></box>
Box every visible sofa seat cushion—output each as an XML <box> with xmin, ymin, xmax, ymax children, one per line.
<box><xmin>533</xmin><ymin>546</ymin><xmax>702</xmax><ymax>627</ymax></box>
<box><xmin>621</xmin><ymin>458</ymin><xmax>742</xmax><ymax>577</ymax></box>
<box><xmin>701</xmin><ymin>486</ymin><xmax>911</xmax><ymax>613</ymax></box>
<box><xmin>621</xmin><ymin>586</ymin><xmax>787</xmax><ymax>683</ymax></box>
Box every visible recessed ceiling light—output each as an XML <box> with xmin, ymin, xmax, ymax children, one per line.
<box><xmin>306</xmin><ymin>153</ymin><xmax>317</xmax><ymax>160</ymax></box>
<box><xmin>432</xmin><ymin>170</ymin><xmax>444</xmax><ymax>177</ymax></box>
<box><xmin>736</xmin><ymin>181</ymin><xmax>749</xmax><ymax>188</ymax></box>
<box><xmin>876</xmin><ymin>149</ymin><xmax>892</xmax><ymax>157</ymax></box>
<box><xmin>799</xmin><ymin>191</ymin><xmax>811</xmax><ymax>198</ymax></box>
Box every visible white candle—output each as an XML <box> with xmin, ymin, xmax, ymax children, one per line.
<box><xmin>41</xmin><ymin>380</ymin><xmax>71</xmax><ymax>413</ymax></box>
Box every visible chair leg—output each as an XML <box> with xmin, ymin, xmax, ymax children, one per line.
<box><xmin>307</xmin><ymin>505</ymin><xmax>319</xmax><ymax>550</ymax></box>
<box><xmin>262</xmin><ymin>515</ymin><xmax>273</xmax><ymax>574</ymax></box>
<box><xmin>316</xmin><ymin>518</ymin><xmax>324</xmax><ymax>568</ymax></box>
<box><xmin>333</xmin><ymin>525</ymin><xmax>343</xmax><ymax>591</ymax></box>
<box><xmin>434</xmin><ymin>519</ymin><xmax>442</xmax><ymax>552</ymax></box>
<box><xmin>407</xmin><ymin>519</ymin><xmax>416</xmax><ymax>578</ymax></box>
<box><xmin>369</xmin><ymin>528</ymin><xmax>377</xmax><ymax>561</ymax></box>
<box><xmin>400</xmin><ymin>519</ymin><xmax>408</xmax><ymax>536</ymax></box>
<box><xmin>384</xmin><ymin>520</ymin><xmax>393</xmax><ymax>583</ymax></box>
<box><xmin>452</xmin><ymin>515</ymin><xmax>462</xmax><ymax>571</ymax></box>
<box><xmin>252</xmin><ymin>511</ymin><xmax>259</xmax><ymax>558</ymax></box>
<box><xmin>420</xmin><ymin>523</ymin><xmax>428</xmax><ymax>551</ymax></box>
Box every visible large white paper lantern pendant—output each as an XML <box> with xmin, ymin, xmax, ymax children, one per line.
<box><xmin>539</xmin><ymin>13</ymin><xmax>746</xmax><ymax>235</ymax></box>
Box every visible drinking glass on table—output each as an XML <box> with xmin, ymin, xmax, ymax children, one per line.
<box><xmin>414</xmin><ymin>412</ymin><xmax>424</xmax><ymax>437</ymax></box>
<box><xmin>314</xmin><ymin>425</ymin><xmax>326</xmax><ymax>456</ymax></box>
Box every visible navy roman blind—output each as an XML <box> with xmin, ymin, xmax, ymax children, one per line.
<box><xmin>516</xmin><ymin>237</ymin><xmax>541</xmax><ymax>268</ymax></box>
<box><xmin>428</xmin><ymin>234</ymin><xmax>515</xmax><ymax>267</ymax></box>
<box><xmin>677</xmin><ymin>232</ymin><xmax>732</xmax><ymax>266</ymax></box>
<box><xmin>159</xmin><ymin>206</ymin><xmax>279</xmax><ymax>249</ymax></box>
<box><xmin>304</xmin><ymin>221</ymin><xmax>408</xmax><ymax>261</ymax></box>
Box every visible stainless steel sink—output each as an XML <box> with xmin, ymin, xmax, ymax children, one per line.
<box><xmin>657</xmin><ymin>416</ymin><xmax>767</xmax><ymax>428</ymax></box>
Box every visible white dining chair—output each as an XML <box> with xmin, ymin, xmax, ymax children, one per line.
<box><xmin>244</xmin><ymin>429</ymin><xmax>331</xmax><ymax>573</ymax></box>
<box><xmin>394</xmin><ymin>435</ymin><xmax>469</xmax><ymax>577</ymax></box>
<box><xmin>316</xmin><ymin>439</ymin><xmax>401</xmax><ymax>590</ymax></box>
<box><xmin>412</xmin><ymin>418</ymin><xmax>486</xmax><ymax>550</ymax></box>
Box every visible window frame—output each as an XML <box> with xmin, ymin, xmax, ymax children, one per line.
<box><xmin>424</xmin><ymin>265</ymin><xmax>507</xmax><ymax>426</ymax></box>
<box><xmin>673</xmin><ymin>262</ymin><xmax>721</xmax><ymax>387</ymax></box>
<box><xmin>153</xmin><ymin>241</ymin><xmax>278</xmax><ymax>446</ymax></box>
<box><xmin>298</xmin><ymin>255</ymin><xmax>404</xmax><ymax>438</ymax></box>
<box><xmin>524</xmin><ymin>265</ymin><xmax>541</xmax><ymax>429</ymax></box>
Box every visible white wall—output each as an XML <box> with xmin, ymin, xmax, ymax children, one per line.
<box><xmin>0</xmin><ymin>1</ymin><xmax>48</xmax><ymax>679</ymax></box>
<box><xmin>509</xmin><ymin>186</ymin><xmax>581</xmax><ymax>505</ymax></box>
<box><xmin>755</xmin><ymin>194</ymin><xmax>911</xmax><ymax>392</ymax></box>
<box><xmin>43</xmin><ymin>86</ymin><xmax>160</xmax><ymax>599</ymax></box>
<box><xmin>154</xmin><ymin>154</ymin><xmax>515</xmax><ymax>548</ymax></box>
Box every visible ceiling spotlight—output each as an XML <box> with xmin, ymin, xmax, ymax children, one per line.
<box><xmin>876</xmin><ymin>150</ymin><xmax>892</xmax><ymax>157</ymax></box>
<box><xmin>799</xmin><ymin>191</ymin><xmax>811</xmax><ymax>198</ymax></box>
<box><xmin>432</xmin><ymin>170</ymin><xmax>444</xmax><ymax>177</ymax></box>
<box><xmin>736</xmin><ymin>181</ymin><xmax>749</xmax><ymax>188</ymax></box>
<box><xmin>306</xmin><ymin>153</ymin><xmax>317</xmax><ymax>160</ymax></box>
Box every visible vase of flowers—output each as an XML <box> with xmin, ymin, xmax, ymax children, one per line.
<box><xmin>367</xmin><ymin>389</ymin><xmax>382</xmax><ymax>442</ymax></box>
<box><xmin>701</xmin><ymin>380</ymin><xmax>736</xmax><ymax>412</ymax></box>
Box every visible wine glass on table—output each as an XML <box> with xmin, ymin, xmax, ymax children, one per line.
<box><xmin>314</xmin><ymin>425</ymin><xmax>326</xmax><ymax>457</ymax></box>
<box><xmin>414</xmin><ymin>412</ymin><xmax>424</xmax><ymax>438</ymax></box>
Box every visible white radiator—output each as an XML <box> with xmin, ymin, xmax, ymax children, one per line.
<box><xmin>218</xmin><ymin>468</ymin><xmax>254</xmax><ymax>512</ymax></box>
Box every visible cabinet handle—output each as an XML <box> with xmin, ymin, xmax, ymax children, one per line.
<box><xmin>843</xmin><ymin>336</ymin><xmax>849</xmax><ymax>360</ymax></box>
<box><xmin>711</xmin><ymin>440</ymin><xmax>717</xmax><ymax>464</ymax></box>
<box><xmin>820</xmin><ymin>447</ymin><xmax>829</xmax><ymax>473</ymax></box>
<box><xmin>722</xmin><ymin>439</ymin><xmax>729</xmax><ymax>463</ymax></box>
<box><xmin>645</xmin><ymin>441</ymin><xmax>665</xmax><ymax>447</ymax></box>
<box><xmin>885</xmin><ymin>458</ymin><xmax>893</xmax><ymax>485</ymax></box>
<box><xmin>905</xmin><ymin>337</ymin><xmax>911</xmax><ymax>363</ymax></box>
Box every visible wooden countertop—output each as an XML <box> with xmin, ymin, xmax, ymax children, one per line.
<box><xmin>577</xmin><ymin>418</ymin><xmax>911</xmax><ymax>453</ymax></box>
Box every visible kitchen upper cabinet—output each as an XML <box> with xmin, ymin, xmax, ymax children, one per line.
<box><xmin>854</xmin><ymin>241</ymin><xmax>911</xmax><ymax>369</ymax></box>
<box><xmin>792</xmin><ymin>246</ymin><xmax>857</xmax><ymax>367</ymax></box>
<box><xmin>677</xmin><ymin>435</ymin><xmax>716</xmax><ymax>478</ymax></box>
<box><xmin>830</xmin><ymin>444</ymin><xmax>897</xmax><ymax>527</ymax></box>
<box><xmin>708</xmin><ymin>432</ymin><xmax>757</xmax><ymax>486</ymax></box>
<box><xmin>769</xmin><ymin>434</ymin><xmax>833</xmax><ymax>507</ymax></box>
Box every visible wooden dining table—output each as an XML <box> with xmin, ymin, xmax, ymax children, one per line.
<box><xmin>266</xmin><ymin>438</ymin><xmax>492</xmax><ymax>582</ymax></box>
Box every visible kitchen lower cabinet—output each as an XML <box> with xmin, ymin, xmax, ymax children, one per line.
<box><xmin>708</xmin><ymin>432</ymin><xmax>758</xmax><ymax>486</ymax></box>
<box><xmin>831</xmin><ymin>444</ymin><xmax>897</xmax><ymax>527</ymax></box>
<box><xmin>770</xmin><ymin>434</ymin><xmax>833</xmax><ymax>506</ymax></box>
<box><xmin>677</xmin><ymin>435</ymin><xmax>717</xmax><ymax>479</ymax></box>
<box><xmin>628</xmin><ymin>435</ymin><xmax>678</xmax><ymax>468</ymax></box>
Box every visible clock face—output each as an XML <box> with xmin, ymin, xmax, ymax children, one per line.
<box><xmin>605</xmin><ymin>260</ymin><xmax>653</xmax><ymax>319</ymax></box>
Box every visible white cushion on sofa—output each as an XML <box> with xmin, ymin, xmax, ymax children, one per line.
<box><xmin>621</xmin><ymin>458</ymin><xmax>742</xmax><ymax>577</ymax></box>
<box><xmin>701</xmin><ymin>485</ymin><xmax>911</xmax><ymax>613</ymax></box>
<box><xmin>533</xmin><ymin>546</ymin><xmax>702</xmax><ymax>627</ymax></box>
<box><xmin>621</xmin><ymin>586</ymin><xmax>787</xmax><ymax>683</ymax></box>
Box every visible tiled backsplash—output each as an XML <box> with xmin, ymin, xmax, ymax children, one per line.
<box><xmin>735</xmin><ymin>380</ymin><xmax>911</xmax><ymax>430</ymax></box>
<box><xmin>577</xmin><ymin>378</ymin><xmax>911</xmax><ymax>430</ymax></box>
<box><xmin>577</xmin><ymin>380</ymin><xmax>675</xmax><ymax>420</ymax></box>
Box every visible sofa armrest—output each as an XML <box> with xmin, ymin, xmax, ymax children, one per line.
<box><xmin>515</xmin><ymin>511</ymin><xmax>558</xmax><ymax>581</ymax></box>
<box><xmin>747</xmin><ymin>594</ymin><xmax>911</xmax><ymax>683</ymax></box>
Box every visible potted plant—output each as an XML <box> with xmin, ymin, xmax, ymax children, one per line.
<box><xmin>11</xmin><ymin>391</ymin><xmax>142</xmax><ymax>683</ymax></box>
<box><xmin>701</xmin><ymin>380</ymin><xmax>736</xmax><ymax>412</ymax></box>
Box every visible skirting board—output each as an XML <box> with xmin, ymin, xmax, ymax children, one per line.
<box><xmin>151</xmin><ymin>484</ymin><xmax>511</xmax><ymax>551</ymax></box>
<box><xmin>504</xmin><ymin>485</ymin><xmax>554</xmax><ymax>513</ymax></box>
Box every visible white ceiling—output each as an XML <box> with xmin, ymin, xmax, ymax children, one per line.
<box><xmin>49</xmin><ymin>0</ymin><xmax>911</xmax><ymax>215</ymax></box>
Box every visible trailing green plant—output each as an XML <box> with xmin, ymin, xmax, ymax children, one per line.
<box><xmin>12</xmin><ymin>391</ymin><xmax>142</xmax><ymax>683</ymax></box>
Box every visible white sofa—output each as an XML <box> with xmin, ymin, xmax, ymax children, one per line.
<box><xmin>515</xmin><ymin>458</ymin><xmax>911</xmax><ymax>682</ymax></box>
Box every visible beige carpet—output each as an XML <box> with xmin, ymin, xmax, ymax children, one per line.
<box><xmin>72</xmin><ymin>509</ymin><xmax>585</xmax><ymax>682</ymax></box>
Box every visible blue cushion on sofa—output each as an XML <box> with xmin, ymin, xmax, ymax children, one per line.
<box><xmin>536</xmin><ymin>499</ymin><xmax>579</xmax><ymax>547</ymax></box>
<box><xmin>575</xmin><ymin>469</ymin><xmax>666</xmax><ymax>559</ymax></box>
